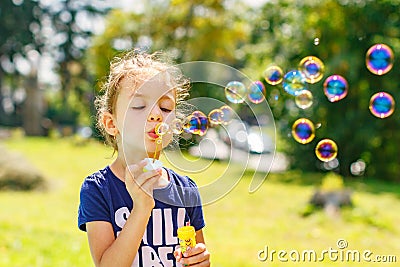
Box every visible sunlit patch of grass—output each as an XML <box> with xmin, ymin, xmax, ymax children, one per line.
<box><xmin>1</xmin><ymin>137</ymin><xmax>399</xmax><ymax>266</ymax></box>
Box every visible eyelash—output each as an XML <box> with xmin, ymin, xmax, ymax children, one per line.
<box><xmin>131</xmin><ymin>106</ymin><xmax>172</xmax><ymax>113</ymax></box>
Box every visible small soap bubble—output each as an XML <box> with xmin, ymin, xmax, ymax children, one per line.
<box><xmin>170</xmin><ymin>118</ymin><xmax>183</xmax><ymax>134</ymax></box>
<box><xmin>183</xmin><ymin>111</ymin><xmax>208</xmax><ymax>136</ymax></box>
<box><xmin>369</xmin><ymin>92</ymin><xmax>395</xmax><ymax>119</ymax></box>
<box><xmin>323</xmin><ymin>75</ymin><xmax>348</xmax><ymax>102</ymax></box>
<box><xmin>299</xmin><ymin>56</ymin><xmax>325</xmax><ymax>84</ymax></box>
<box><xmin>248</xmin><ymin>81</ymin><xmax>266</xmax><ymax>104</ymax></box>
<box><xmin>282</xmin><ymin>70</ymin><xmax>307</xmax><ymax>96</ymax></box>
<box><xmin>225</xmin><ymin>81</ymin><xmax>246</xmax><ymax>104</ymax></box>
<box><xmin>263</xmin><ymin>65</ymin><xmax>284</xmax><ymax>85</ymax></box>
<box><xmin>292</xmin><ymin>118</ymin><xmax>315</xmax><ymax>144</ymax></box>
<box><xmin>366</xmin><ymin>44</ymin><xmax>394</xmax><ymax>75</ymax></box>
<box><xmin>208</xmin><ymin>109</ymin><xmax>224</xmax><ymax>126</ymax></box>
<box><xmin>220</xmin><ymin>105</ymin><xmax>234</xmax><ymax>125</ymax></box>
<box><xmin>155</xmin><ymin>122</ymin><xmax>170</xmax><ymax>136</ymax></box>
<box><xmin>315</xmin><ymin>139</ymin><xmax>338</xmax><ymax>162</ymax></box>
<box><xmin>295</xmin><ymin>90</ymin><xmax>313</xmax><ymax>109</ymax></box>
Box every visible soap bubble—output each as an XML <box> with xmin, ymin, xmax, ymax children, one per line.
<box><xmin>295</xmin><ymin>90</ymin><xmax>313</xmax><ymax>109</ymax></box>
<box><xmin>282</xmin><ymin>70</ymin><xmax>307</xmax><ymax>96</ymax></box>
<box><xmin>225</xmin><ymin>81</ymin><xmax>246</xmax><ymax>104</ymax></box>
<box><xmin>263</xmin><ymin>65</ymin><xmax>284</xmax><ymax>85</ymax></box>
<box><xmin>155</xmin><ymin>122</ymin><xmax>170</xmax><ymax>136</ymax></box>
<box><xmin>170</xmin><ymin>118</ymin><xmax>183</xmax><ymax>134</ymax></box>
<box><xmin>248</xmin><ymin>81</ymin><xmax>266</xmax><ymax>104</ymax></box>
<box><xmin>292</xmin><ymin>118</ymin><xmax>315</xmax><ymax>144</ymax></box>
<box><xmin>208</xmin><ymin>109</ymin><xmax>224</xmax><ymax>126</ymax></box>
<box><xmin>299</xmin><ymin>56</ymin><xmax>325</xmax><ymax>84</ymax></box>
<box><xmin>369</xmin><ymin>92</ymin><xmax>395</xmax><ymax>119</ymax></box>
<box><xmin>366</xmin><ymin>43</ymin><xmax>394</xmax><ymax>75</ymax></box>
<box><xmin>323</xmin><ymin>75</ymin><xmax>348</xmax><ymax>102</ymax></box>
<box><xmin>315</xmin><ymin>139</ymin><xmax>338</xmax><ymax>162</ymax></box>
<box><xmin>220</xmin><ymin>105</ymin><xmax>234</xmax><ymax>125</ymax></box>
<box><xmin>183</xmin><ymin>111</ymin><xmax>208</xmax><ymax>136</ymax></box>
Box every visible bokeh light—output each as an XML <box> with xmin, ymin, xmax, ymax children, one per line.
<box><xmin>291</xmin><ymin>118</ymin><xmax>315</xmax><ymax>144</ymax></box>
<box><xmin>315</xmin><ymin>139</ymin><xmax>338</xmax><ymax>162</ymax></box>
<box><xmin>225</xmin><ymin>81</ymin><xmax>246</xmax><ymax>104</ymax></box>
<box><xmin>248</xmin><ymin>81</ymin><xmax>266</xmax><ymax>104</ymax></box>
<box><xmin>299</xmin><ymin>56</ymin><xmax>325</xmax><ymax>84</ymax></box>
<box><xmin>369</xmin><ymin>92</ymin><xmax>395</xmax><ymax>119</ymax></box>
<box><xmin>295</xmin><ymin>90</ymin><xmax>313</xmax><ymax>109</ymax></box>
<box><xmin>323</xmin><ymin>75</ymin><xmax>348</xmax><ymax>102</ymax></box>
<box><xmin>366</xmin><ymin>43</ymin><xmax>394</xmax><ymax>75</ymax></box>
<box><xmin>263</xmin><ymin>65</ymin><xmax>284</xmax><ymax>85</ymax></box>
<box><xmin>282</xmin><ymin>70</ymin><xmax>307</xmax><ymax>96</ymax></box>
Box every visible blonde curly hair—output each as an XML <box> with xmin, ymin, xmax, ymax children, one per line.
<box><xmin>95</xmin><ymin>49</ymin><xmax>190</xmax><ymax>151</ymax></box>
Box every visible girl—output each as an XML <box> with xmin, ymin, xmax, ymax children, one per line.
<box><xmin>78</xmin><ymin>50</ymin><xmax>211</xmax><ymax>267</ymax></box>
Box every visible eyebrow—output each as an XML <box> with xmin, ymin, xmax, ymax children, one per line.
<box><xmin>130</xmin><ymin>92</ymin><xmax>175</xmax><ymax>101</ymax></box>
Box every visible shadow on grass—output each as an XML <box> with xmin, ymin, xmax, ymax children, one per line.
<box><xmin>242</xmin><ymin>169</ymin><xmax>400</xmax><ymax>198</ymax></box>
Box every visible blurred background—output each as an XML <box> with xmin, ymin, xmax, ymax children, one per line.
<box><xmin>1</xmin><ymin>0</ymin><xmax>399</xmax><ymax>266</ymax></box>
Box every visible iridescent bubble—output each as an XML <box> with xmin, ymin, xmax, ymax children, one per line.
<box><xmin>155</xmin><ymin>122</ymin><xmax>169</xmax><ymax>136</ymax></box>
<box><xmin>323</xmin><ymin>75</ymin><xmax>348</xmax><ymax>102</ymax></box>
<box><xmin>282</xmin><ymin>70</ymin><xmax>307</xmax><ymax>96</ymax></box>
<box><xmin>248</xmin><ymin>81</ymin><xmax>266</xmax><ymax>104</ymax></box>
<box><xmin>291</xmin><ymin>118</ymin><xmax>315</xmax><ymax>144</ymax></box>
<box><xmin>299</xmin><ymin>56</ymin><xmax>325</xmax><ymax>84</ymax></box>
<box><xmin>225</xmin><ymin>81</ymin><xmax>246</xmax><ymax>104</ymax></box>
<box><xmin>183</xmin><ymin>111</ymin><xmax>208</xmax><ymax>136</ymax></box>
<box><xmin>220</xmin><ymin>105</ymin><xmax>234</xmax><ymax>125</ymax></box>
<box><xmin>366</xmin><ymin>44</ymin><xmax>394</xmax><ymax>75</ymax></box>
<box><xmin>208</xmin><ymin>109</ymin><xmax>224</xmax><ymax>126</ymax></box>
<box><xmin>369</xmin><ymin>92</ymin><xmax>395</xmax><ymax>119</ymax></box>
<box><xmin>315</xmin><ymin>139</ymin><xmax>338</xmax><ymax>162</ymax></box>
<box><xmin>295</xmin><ymin>90</ymin><xmax>313</xmax><ymax>109</ymax></box>
<box><xmin>263</xmin><ymin>65</ymin><xmax>284</xmax><ymax>85</ymax></box>
<box><xmin>170</xmin><ymin>118</ymin><xmax>183</xmax><ymax>134</ymax></box>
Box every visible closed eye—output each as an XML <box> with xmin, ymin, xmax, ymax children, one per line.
<box><xmin>161</xmin><ymin>108</ymin><xmax>172</xmax><ymax>112</ymax></box>
<box><xmin>131</xmin><ymin>106</ymin><xmax>145</xmax><ymax>110</ymax></box>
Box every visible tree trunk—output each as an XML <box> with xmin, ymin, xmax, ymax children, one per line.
<box><xmin>22</xmin><ymin>74</ymin><xmax>44</xmax><ymax>136</ymax></box>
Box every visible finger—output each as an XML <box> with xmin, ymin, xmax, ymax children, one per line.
<box><xmin>183</xmin><ymin>243</ymin><xmax>206</xmax><ymax>257</ymax></box>
<box><xmin>179</xmin><ymin>250</ymin><xmax>210</xmax><ymax>266</ymax></box>
<box><xmin>126</xmin><ymin>160</ymin><xmax>148</xmax><ymax>177</ymax></box>
<box><xmin>133</xmin><ymin>169</ymin><xmax>162</xmax><ymax>187</ymax></box>
<box><xmin>173</xmin><ymin>249</ymin><xmax>182</xmax><ymax>261</ymax></box>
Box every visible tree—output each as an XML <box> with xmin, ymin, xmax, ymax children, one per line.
<box><xmin>245</xmin><ymin>0</ymin><xmax>400</xmax><ymax>181</ymax></box>
<box><xmin>0</xmin><ymin>0</ymin><xmax>44</xmax><ymax>135</ymax></box>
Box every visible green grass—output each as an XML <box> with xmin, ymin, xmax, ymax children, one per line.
<box><xmin>1</xmin><ymin>137</ymin><xmax>399</xmax><ymax>266</ymax></box>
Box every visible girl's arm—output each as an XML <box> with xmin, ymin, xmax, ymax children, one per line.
<box><xmin>86</xmin><ymin>204</ymin><xmax>152</xmax><ymax>267</ymax></box>
<box><xmin>86</xmin><ymin>162</ymin><xmax>161</xmax><ymax>267</ymax></box>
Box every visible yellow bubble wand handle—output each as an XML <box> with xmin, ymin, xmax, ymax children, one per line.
<box><xmin>153</xmin><ymin>137</ymin><xmax>162</xmax><ymax>163</ymax></box>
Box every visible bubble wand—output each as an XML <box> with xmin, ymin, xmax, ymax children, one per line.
<box><xmin>153</xmin><ymin>123</ymin><xmax>167</xmax><ymax>163</ymax></box>
<box><xmin>143</xmin><ymin>122</ymin><xmax>169</xmax><ymax>172</ymax></box>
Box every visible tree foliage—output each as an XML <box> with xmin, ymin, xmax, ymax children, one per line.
<box><xmin>245</xmin><ymin>0</ymin><xmax>400</xmax><ymax>181</ymax></box>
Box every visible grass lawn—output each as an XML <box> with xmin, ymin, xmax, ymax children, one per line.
<box><xmin>1</xmin><ymin>136</ymin><xmax>399</xmax><ymax>266</ymax></box>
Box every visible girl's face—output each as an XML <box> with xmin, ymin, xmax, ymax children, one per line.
<box><xmin>114</xmin><ymin>74</ymin><xmax>176</xmax><ymax>160</ymax></box>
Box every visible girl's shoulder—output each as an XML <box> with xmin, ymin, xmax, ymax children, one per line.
<box><xmin>81</xmin><ymin>166</ymin><xmax>114</xmax><ymax>189</ymax></box>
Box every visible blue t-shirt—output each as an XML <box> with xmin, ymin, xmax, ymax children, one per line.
<box><xmin>78</xmin><ymin>166</ymin><xmax>205</xmax><ymax>267</ymax></box>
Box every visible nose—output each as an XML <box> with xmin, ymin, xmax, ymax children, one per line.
<box><xmin>148</xmin><ymin>106</ymin><xmax>162</xmax><ymax>122</ymax></box>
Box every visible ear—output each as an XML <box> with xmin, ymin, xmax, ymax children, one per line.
<box><xmin>101</xmin><ymin>111</ymin><xmax>119</xmax><ymax>136</ymax></box>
